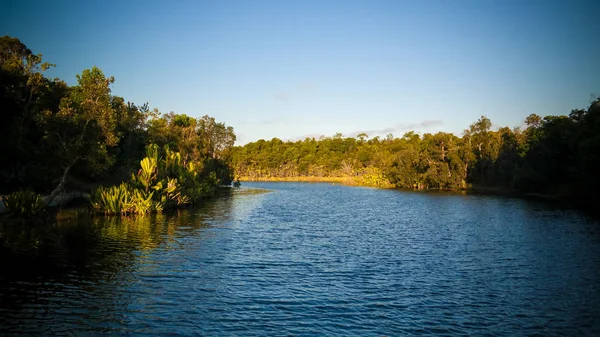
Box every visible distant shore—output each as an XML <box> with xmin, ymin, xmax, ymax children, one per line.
<box><xmin>238</xmin><ymin>176</ymin><xmax>353</xmax><ymax>183</ymax></box>
<box><xmin>237</xmin><ymin>176</ymin><xmax>397</xmax><ymax>188</ymax></box>
<box><xmin>238</xmin><ymin>177</ymin><xmax>588</xmax><ymax>207</ymax></box>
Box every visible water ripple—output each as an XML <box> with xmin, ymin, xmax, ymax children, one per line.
<box><xmin>1</xmin><ymin>183</ymin><xmax>600</xmax><ymax>335</ymax></box>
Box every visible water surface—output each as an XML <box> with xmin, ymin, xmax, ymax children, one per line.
<box><xmin>1</xmin><ymin>183</ymin><xmax>599</xmax><ymax>335</ymax></box>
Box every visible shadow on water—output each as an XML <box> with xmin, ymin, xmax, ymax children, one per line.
<box><xmin>0</xmin><ymin>190</ymin><xmax>242</xmax><ymax>313</ymax></box>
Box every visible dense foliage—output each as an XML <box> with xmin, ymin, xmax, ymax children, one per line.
<box><xmin>2</xmin><ymin>35</ymin><xmax>598</xmax><ymax>212</ymax></box>
<box><xmin>0</xmin><ymin>36</ymin><xmax>236</xmax><ymax>212</ymax></box>
<box><xmin>1</xmin><ymin>189</ymin><xmax>45</xmax><ymax>217</ymax></box>
<box><xmin>90</xmin><ymin>144</ymin><xmax>221</xmax><ymax>215</ymax></box>
<box><xmin>231</xmin><ymin>101</ymin><xmax>600</xmax><ymax>207</ymax></box>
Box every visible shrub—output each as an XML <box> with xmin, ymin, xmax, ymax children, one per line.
<box><xmin>130</xmin><ymin>190</ymin><xmax>154</xmax><ymax>216</ymax></box>
<box><xmin>90</xmin><ymin>183</ymin><xmax>131</xmax><ymax>215</ymax></box>
<box><xmin>1</xmin><ymin>189</ymin><xmax>46</xmax><ymax>216</ymax></box>
<box><xmin>92</xmin><ymin>144</ymin><xmax>225</xmax><ymax>216</ymax></box>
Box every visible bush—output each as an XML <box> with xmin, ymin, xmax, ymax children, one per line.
<box><xmin>90</xmin><ymin>183</ymin><xmax>131</xmax><ymax>215</ymax></box>
<box><xmin>91</xmin><ymin>144</ymin><xmax>224</xmax><ymax>216</ymax></box>
<box><xmin>1</xmin><ymin>189</ymin><xmax>46</xmax><ymax>216</ymax></box>
<box><xmin>130</xmin><ymin>190</ymin><xmax>154</xmax><ymax>216</ymax></box>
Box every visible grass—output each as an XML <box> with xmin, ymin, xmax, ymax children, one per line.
<box><xmin>237</xmin><ymin>175</ymin><xmax>395</xmax><ymax>188</ymax></box>
<box><xmin>233</xmin><ymin>188</ymin><xmax>272</xmax><ymax>196</ymax></box>
<box><xmin>238</xmin><ymin>176</ymin><xmax>354</xmax><ymax>184</ymax></box>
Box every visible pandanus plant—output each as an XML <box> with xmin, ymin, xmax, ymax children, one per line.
<box><xmin>132</xmin><ymin>156</ymin><xmax>158</xmax><ymax>193</ymax></box>
<box><xmin>161</xmin><ymin>147</ymin><xmax>182</xmax><ymax>179</ymax></box>
<box><xmin>1</xmin><ymin>189</ymin><xmax>46</xmax><ymax>216</ymax></box>
<box><xmin>130</xmin><ymin>189</ymin><xmax>154</xmax><ymax>216</ymax></box>
<box><xmin>154</xmin><ymin>177</ymin><xmax>190</xmax><ymax>208</ymax></box>
<box><xmin>91</xmin><ymin>143</ymin><xmax>221</xmax><ymax>215</ymax></box>
<box><xmin>90</xmin><ymin>183</ymin><xmax>131</xmax><ymax>215</ymax></box>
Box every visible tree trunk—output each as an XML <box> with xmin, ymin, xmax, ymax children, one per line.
<box><xmin>44</xmin><ymin>158</ymin><xmax>78</xmax><ymax>206</ymax></box>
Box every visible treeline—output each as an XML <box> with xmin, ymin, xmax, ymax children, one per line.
<box><xmin>0</xmin><ymin>36</ymin><xmax>236</xmax><ymax>209</ymax></box>
<box><xmin>231</xmin><ymin>99</ymin><xmax>600</xmax><ymax>206</ymax></box>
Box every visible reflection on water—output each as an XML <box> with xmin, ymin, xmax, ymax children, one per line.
<box><xmin>0</xmin><ymin>190</ymin><xmax>252</xmax><ymax>320</ymax></box>
<box><xmin>1</xmin><ymin>184</ymin><xmax>599</xmax><ymax>335</ymax></box>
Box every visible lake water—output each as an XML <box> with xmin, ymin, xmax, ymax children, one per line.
<box><xmin>1</xmin><ymin>182</ymin><xmax>600</xmax><ymax>335</ymax></box>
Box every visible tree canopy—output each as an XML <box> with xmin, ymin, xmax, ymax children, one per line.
<box><xmin>2</xmin><ymin>35</ymin><xmax>599</xmax><ymax>209</ymax></box>
<box><xmin>231</xmin><ymin>100</ymin><xmax>600</xmax><ymax>207</ymax></box>
<box><xmin>0</xmin><ymin>36</ymin><xmax>236</xmax><ymax>205</ymax></box>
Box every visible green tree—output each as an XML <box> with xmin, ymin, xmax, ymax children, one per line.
<box><xmin>38</xmin><ymin>67</ymin><xmax>118</xmax><ymax>204</ymax></box>
<box><xmin>0</xmin><ymin>36</ymin><xmax>57</xmax><ymax>190</ymax></box>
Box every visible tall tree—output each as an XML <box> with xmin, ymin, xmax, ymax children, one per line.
<box><xmin>0</xmin><ymin>36</ymin><xmax>56</xmax><ymax>189</ymax></box>
<box><xmin>38</xmin><ymin>67</ymin><xmax>118</xmax><ymax>204</ymax></box>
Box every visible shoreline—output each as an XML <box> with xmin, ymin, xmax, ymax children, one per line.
<box><xmin>238</xmin><ymin>176</ymin><xmax>395</xmax><ymax>188</ymax></box>
<box><xmin>3</xmin><ymin>180</ymin><xmax>596</xmax><ymax>218</ymax></box>
<box><xmin>239</xmin><ymin>176</ymin><xmax>354</xmax><ymax>184</ymax></box>
<box><xmin>239</xmin><ymin>178</ymin><xmax>597</xmax><ymax>210</ymax></box>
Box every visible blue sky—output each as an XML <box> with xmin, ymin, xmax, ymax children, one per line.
<box><xmin>2</xmin><ymin>0</ymin><xmax>599</xmax><ymax>144</ymax></box>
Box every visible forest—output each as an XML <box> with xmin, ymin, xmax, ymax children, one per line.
<box><xmin>231</xmin><ymin>100</ymin><xmax>600</xmax><ymax>208</ymax></box>
<box><xmin>0</xmin><ymin>36</ymin><xmax>236</xmax><ymax>216</ymax></box>
<box><xmin>2</xmin><ymin>34</ymin><xmax>599</xmax><ymax>215</ymax></box>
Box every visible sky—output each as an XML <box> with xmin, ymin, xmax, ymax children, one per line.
<box><xmin>2</xmin><ymin>0</ymin><xmax>599</xmax><ymax>144</ymax></box>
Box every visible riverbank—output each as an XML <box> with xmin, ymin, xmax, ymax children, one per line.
<box><xmin>0</xmin><ymin>192</ymin><xmax>88</xmax><ymax>215</ymax></box>
<box><xmin>241</xmin><ymin>176</ymin><xmax>470</xmax><ymax>190</ymax></box>
<box><xmin>0</xmin><ymin>187</ymin><xmax>255</xmax><ymax>220</ymax></box>
<box><xmin>240</xmin><ymin>178</ymin><xmax>600</xmax><ymax>213</ymax></box>
<box><xmin>238</xmin><ymin>176</ymin><xmax>353</xmax><ymax>184</ymax></box>
<box><xmin>237</xmin><ymin>175</ymin><xmax>394</xmax><ymax>188</ymax></box>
